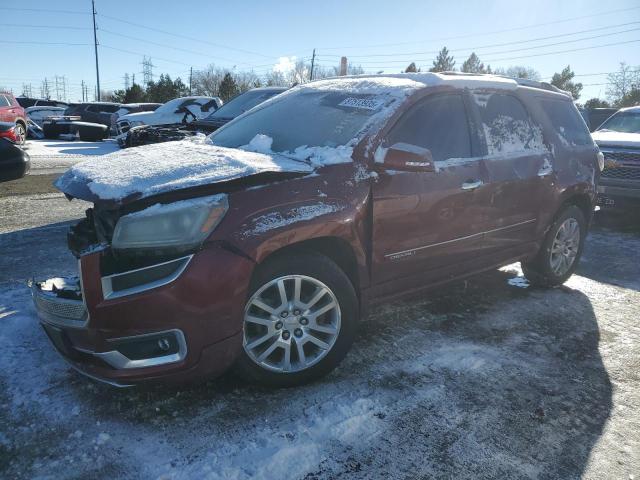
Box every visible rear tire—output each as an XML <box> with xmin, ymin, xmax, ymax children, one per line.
<box><xmin>235</xmin><ymin>251</ymin><xmax>358</xmax><ymax>387</ymax></box>
<box><xmin>522</xmin><ymin>205</ymin><xmax>587</xmax><ymax>287</ymax></box>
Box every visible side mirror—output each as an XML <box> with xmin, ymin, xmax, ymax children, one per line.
<box><xmin>381</xmin><ymin>142</ymin><xmax>435</xmax><ymax>172</ymax></box>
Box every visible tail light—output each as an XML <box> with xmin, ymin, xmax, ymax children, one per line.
<box><xmin>0</xmin><ymin>126</ymin><xmax>18</xmax><ymax>143</ymax></box>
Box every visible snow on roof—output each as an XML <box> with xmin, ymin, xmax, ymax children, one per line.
<box><xmin>54</xmin><ymin>135</ymin><xmax>313</xmax><ymax>202</ymax></box>
<box><xmin>619</xmin><ymin>105</ymin><xmax>640</xmax><ymax>112</ymax></box>
<box><xmin>304</xmin><ymin>72</ymin><xmax>519</xmax><ymax>93</ymax></box>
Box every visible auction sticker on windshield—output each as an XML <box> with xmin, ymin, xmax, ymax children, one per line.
<box><xmin>338</xmin><ymin>97</ymin><xmax>385</xmax><ymax>111</ymax></box>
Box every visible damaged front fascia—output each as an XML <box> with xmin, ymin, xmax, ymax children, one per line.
<box><xmin>64</xmin><ymin>171</ymin><xmax>296</xmax><ymax>270</ymax></box>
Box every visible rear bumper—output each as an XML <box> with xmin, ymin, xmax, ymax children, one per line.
<box><xmin>32</xmin><ymin>246</ymin><xmax>254</xmax><ymax>386</ymax></box>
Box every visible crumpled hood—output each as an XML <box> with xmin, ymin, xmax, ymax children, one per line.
<box><xmin>54</xmin><ymin>136</ymin><xmax>313</xmax><ymax>204</ymax></box>
<box><xmin>591</xmin><ymin>130</ymin><xmax>640</xmax><ymax>149</ymax></box>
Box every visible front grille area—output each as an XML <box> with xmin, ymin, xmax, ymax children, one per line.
<box><xmin>602</xmin><ymin>150</ymin><xmax>640</xmax><ymax>163</ymax></box>
<box><xmin>601</xmin><ymin>165</ymin><xmax>640</xmax><ymax>180</ymax></box>
<box><xmin>33</xmin><ymin>289</ymin><xmax>87</xmax><ymax>328</ymax></box>
<box><xmin>601</xmin><ymin>149</ymin><xmax>640</xmax><ymax>180</ymax></box>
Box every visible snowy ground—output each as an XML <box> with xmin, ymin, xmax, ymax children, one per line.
<box><xmin>0</xmin><ymin>192</ymin><xmax>638</xmax><ymax>478</ymax></box>
<box><xmin>23</xmin><ymin>139</ymin><xmax>120</xmax><ymax>175</ymax></box>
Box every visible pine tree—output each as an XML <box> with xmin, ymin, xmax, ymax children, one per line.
<box><xmin>429</xmin><ymin>47</ymin><xmax>455</xmax><ymax>72</ymax></box>
<box><xmin>219</xmin><ymin>73</ymin><xmax>239</xmax><ymax>101</ymax></box>
<box><xmin>461</xmin><ymin>53</ymin><xmax>489</xmax><ymax>74</ymax></box>
<box><xmin>550</xmin><ymin>65</ymin><xmax>583</xmax><ymax>100</ymax></box>
<box><xmin>405</xmin><ymin>62</ymin><xmax>419</xmax><ymax>73</ymax></box>
<box><xmin>584</xmin><ymin>98</ymin><xmax>610</xmax><ymax>109</ymax></box>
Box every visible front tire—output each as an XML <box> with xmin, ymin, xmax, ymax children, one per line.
<box><xmin>14</xmin><ymin>122</ymin><xmax>26</xmax><ymax>145</ymax></box>
<box><xmin>235</xmin><ymin>251</ymin><xmax>358</xmax><ymax>387</ymax></box>
<box><xmin>522</xmin><ymin>205</ymin><xmax>587</xmax><ymax>287</ymax></box>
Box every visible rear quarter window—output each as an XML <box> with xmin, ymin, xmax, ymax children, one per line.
<box><xmin>473</xmin><ymin>92</ymin><xmax>546</xmax><ymax>156</ymax></box>
<box><xmin>539</xmin><ymin>98</ymin><xmax>592</xmax><ymax>147</ymax></box>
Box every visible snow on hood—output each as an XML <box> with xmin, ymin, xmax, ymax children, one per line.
<box><xmin>591</xmin><ymin>130</ymin><xmax>640</xmax><ymax>148</ymax></box>
<box><xmin>54</xmin><ymin>135</ymin><xmax>313</xmax><ymax>203</ymax></box>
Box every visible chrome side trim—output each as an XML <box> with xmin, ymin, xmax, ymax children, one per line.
<box><xmin>385</xmin><ymin>219</ymin><xmax>537</xmax><ymax>259</ymax></box>
<box><xmin>67</xmin><ymin>362</ymin><xmax>134</xmax><ymax>388</ymax></box>
<box><xmin>93</xmin><ymin>329</ymin><xmax>187</xmax><ymax>370</ymax></box>
<box><xmin>101</xmin><ymin>255</ymin><xmax>193</xmax><ymax>300</ymax></box>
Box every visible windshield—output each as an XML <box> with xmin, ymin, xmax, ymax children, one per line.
<box><xmin>598</xmin><ymin>111</ymin><xmax>640</xmax><ymax>133</ymax></box>
<box><xmin>205</xmin><ymin>90</ymin><xmax>281</xmax><ymax>120</ymax></box>
<box><xmin>154</xmin><ymin>98</ymin><xmax>186</xmax><ymax>114</ymax></box>
<box><xmin>210</xmin><ymin>90</ymin><xmax>389</xmax><ymax>152</ymax></box>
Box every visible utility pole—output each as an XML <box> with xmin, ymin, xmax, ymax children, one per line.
<box><xmin>124</xmin><ymin>73</ymin><xmax>130</xmax><ymax>90</ymax></box>
<box><xmin>92</xmin><ymin>0</ymin><xmax>101</xmax><ymax>101</ymax></box>
<box><xmin>54</xmin><ymin>76</ymin><xmax>61</xmax><ymax>100</ymax></box>
<box><xmin>142</xmin><ymin>57</ymin><xmax>154</xmax><ymax>84</ymax></box>
<box><xmin>339</xmin><ymin>57</ymin><xmax>347</xmax><ymax>76</ymax></box>
<box><xmin>189</xmin><ymin>67</ymin><xmax>193</xmax><ymax>95</ymax></box>
<box><xmin>81</xmin><ymin>80</ymin><xmax>85</xmax><ymax>102</ymax></box>
<box><xmin>309</xmin><ymin>49</ymin><xmax>316</xmax><ymax>81</ymax></box>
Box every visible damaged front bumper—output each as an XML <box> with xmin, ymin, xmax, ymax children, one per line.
<box><xmin>32</xmin><ymin>245</ymin><xmax>253</xmax><ymax>386</ymax></box>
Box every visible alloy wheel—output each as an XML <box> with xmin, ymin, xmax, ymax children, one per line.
<box><xmin>549</xmin><ymin>218</ymin><xmax>580</xmax><ymax>276</ymax></box>
<box><xmin>243</xmin><ymin>275</ymin><xmax>342</xmax><ymax>373</ymax></box>
<box><xmin>15</xmin><ymin>123</ymin><xmax>26</xmax><ymax>144</ymax></box>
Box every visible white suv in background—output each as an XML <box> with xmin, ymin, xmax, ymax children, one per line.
<box><xmin>591</xmin><ymin>106</ymin><xmax>640</xmax><ymax>210</ymax></box>
<box><xmin>116</xmin><ymin>96</ymin><xmax>222</xmax><ymax>135</ymax></box>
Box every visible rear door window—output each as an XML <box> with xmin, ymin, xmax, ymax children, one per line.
<box><xmin>539</xmin><ymin>98</ymin><xmax>592</xmax><ymax>146</ymax></box>
<box><xmin>473</xmin><ymin>92</ymin><xmax>545</xmax><ymax>155</ymax></box>
<box><xmin>386</xmin><ymin>94</ymin><xmax>472</xmax><ymax>162</ymax></box>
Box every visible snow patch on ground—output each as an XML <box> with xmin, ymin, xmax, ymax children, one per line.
<box><xmin>507</xmin><ymin>276</ymin><xmax>530</xmax><ymax>288</ymax></box>
<box><xmin>244</xmin><ymin>202</ymin><xmax>343</xmax><ymax>236</ymax></box>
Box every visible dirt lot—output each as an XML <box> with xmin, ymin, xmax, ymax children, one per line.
<box><xmin>0</xmin><ymin>185</ymin><xmax>638</xmax><ymax>479</ymax></box>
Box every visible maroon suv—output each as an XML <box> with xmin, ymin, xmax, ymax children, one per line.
<box><xmin>33</xmin><ymin>73</ymin><xmax>601</xmax><ymax>387</ymax></box>
<box><xmin>0</xmin><ymin>92</ymin><xmax>27</xmax><ymax>145</ymax></box>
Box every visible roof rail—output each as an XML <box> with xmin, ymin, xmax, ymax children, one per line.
<box><xmin>439</xmin><ymin>71</ymin><xmax>569</xmax><ymax>96</ymax></box>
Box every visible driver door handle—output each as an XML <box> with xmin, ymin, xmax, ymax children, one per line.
<box><xmin>461</xmin><ymin>179</ymin><xmax>483</xmax><ymax>191</ymax></box>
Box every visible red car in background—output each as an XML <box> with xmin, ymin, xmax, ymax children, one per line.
<box><xmin>0</xmin><ymin>92</ymin><xmax>27</xmax><ymax>145</ymax></box>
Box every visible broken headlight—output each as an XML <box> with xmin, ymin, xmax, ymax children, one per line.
<box><xmin>112</xmin><ymin>194</ymin><xmax>228</xmax><ymax>250</ymax></box>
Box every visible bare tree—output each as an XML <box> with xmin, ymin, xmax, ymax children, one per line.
<box><xmin>606</xmin><ymin>62</ymin><xmax>640</xmax><ymax>105</ymax></box>
<box><xmin>494</xmin><ymin>65</ymin><xmax>540</xmax><ymax>80</ymax></box>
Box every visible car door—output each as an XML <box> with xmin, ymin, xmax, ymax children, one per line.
<box><xmin>371</xmin><ymin>92</ymin><xmax>493</xmax><ymax>294</ymax></box>
<box><xmin>0</xmin><ymin>94</ymin><xmax>11</xmax><ymax>122</ymax></box>
<box><xmin>469</xmin><ymin>90</ymin><xmax>551</xmax><ymax>252</ymax></box>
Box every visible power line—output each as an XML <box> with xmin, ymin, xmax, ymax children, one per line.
<box><xmin>0</xmin><ymin>6</ymin><xmax>89</xmax><ymax>15</ymax></box>
<box><xmin>314</xmin><ymin>5</ymin><xmax>640</xmax><ymax>51</ymax></box>
<box><xmin>338</xmin><ymin>26</ymin><xmax>640</xmax><ymax>65</ymax></box>
<box><xmin>97</xmin><ymin>13</ymin><xmax>276</xmax><ymax>59</ymax></box>
<box><xmin>0</xmin><ymin>23</ymin><xmax>91</xmax><ymax>30</ymax></box>
<box><xmin>0</xmin><ymin>40</ymin><xmax>90</xmax><ymax>46</ymax></box>
<box><xmin>98</xmin><ymin>28</ymin><xmax>237</xmax><ymax>64</ymax></box>
<box><xmin>318</xmin><ymin>21</ymin><xmax>640</xmax><ymax>59</ymax></box>
<box><xmin>483</xmin><ymin>38</ymin><xmax>640</xmax><ymax>63</ymax></box>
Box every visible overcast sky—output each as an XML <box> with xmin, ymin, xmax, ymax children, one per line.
<box><xmin>1</xmin><ymin>0</ymin><xmax>639</xmax><ymax>101</ymax></box>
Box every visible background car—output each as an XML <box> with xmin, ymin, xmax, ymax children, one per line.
<box><xmin>25</xmin><ymin>105</ymin><xmax>66</xmax><ymax>128</ymax></box>
<box><xmin>119</xmin><ymin>88</ymin><xmax>285</xmax><ymax>148</ymax></box>
<box><xmin>0</xmin><ymin>92</ymin><xmax>27</xmax><ymax>145</ymax></box>
<box><xmin>110</xmin><ymin>103</ymin><xmax>161</xmax><ymax>131</ymax></box>
<box><xmin>62</xmin><ymin>102</ymin><xmax>122</xmax><ymax>127</ymax></box>
<box><xmin>0</xmin><ymin>123</ymin><xmax>30</xmax><ymax>181</ymax></box>
<box><xmin>116</xmin><ymin>96</ymin><xmax>222</xmax><ymax>135</ymax></box>
<box><xmin>591</xmin><ymin>106</ymin><xmax>640</xmax><ymax>210</ymax></box>
<box><xmin>579</xmin><ymin>107</ymin><xmax>619</xmax><ymax>132</ymax></box>
<box><xmin>15</xmin><ymin>97</ymin><xmax>68</xmax><ymax>109</ymax></box>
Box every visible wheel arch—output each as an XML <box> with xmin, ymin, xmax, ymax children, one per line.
<box><xmin>558</xmin><ymin>191</ymin><xmax>594</xmax><ymax>224</ymax></box>
<box><xmin>255</xmin><ymin>236</ymin><xmax>361</xmax><ymax>294</ymax></box>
